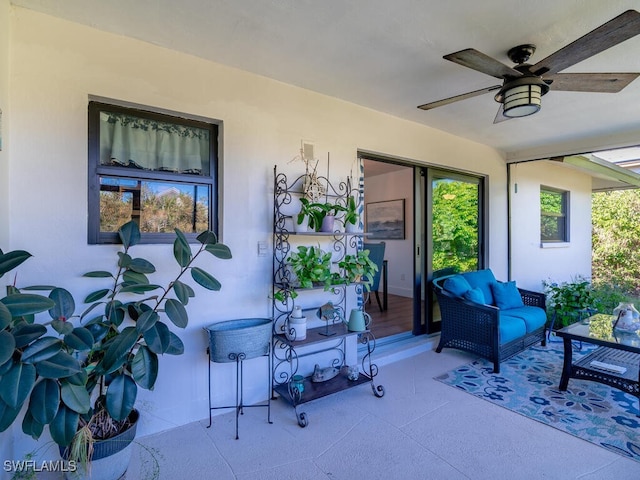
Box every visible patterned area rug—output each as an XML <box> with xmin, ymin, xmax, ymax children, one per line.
<box><xmin>435</xmin><ymin>343</ymin><xmax>640</xmax><ymax>462</ymax></box>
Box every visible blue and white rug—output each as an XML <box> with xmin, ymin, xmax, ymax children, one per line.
<box><xmin>435</xmin><ymin>343</ymin><xmax>640</xmax><ymax>462</ymax></box>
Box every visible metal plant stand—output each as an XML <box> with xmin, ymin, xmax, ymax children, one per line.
<box><xmin>270</xmin><ymin>165</ymin><xmax>384</xmax><ymax>428</ymax></box>
<box><xmin>206</xmin><ymin>347</ymin><xmax>272</xmax><ymax>439</ymax></box>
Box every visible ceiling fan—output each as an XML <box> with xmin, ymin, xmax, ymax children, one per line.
<box><xmin>417</xmin><ymin>9</ymin><xmax>640</xmax><ymax>122</ymax></box>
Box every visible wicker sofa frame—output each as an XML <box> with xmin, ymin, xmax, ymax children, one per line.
<box><xmin>433</xmin><ymin>276</ymin><xmax>547</xmax><ymax>373</ymax></box>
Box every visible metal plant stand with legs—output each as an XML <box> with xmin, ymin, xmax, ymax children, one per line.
<box><xmin>206</xmin><ymin>346</ymin><xmax>272</xmax><ymax>439</ymax></box>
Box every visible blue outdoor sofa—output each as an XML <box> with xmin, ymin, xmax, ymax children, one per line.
<box><xmin>433</xmin><ymin>269</ymin><xmax>547</xmax><ymax>373</ymax></box>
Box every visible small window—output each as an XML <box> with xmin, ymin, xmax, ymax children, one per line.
<box><xmin>88</xmin><ymin>101</ymin><xmax>219</xmax><ymax>244</ymax></box>
<box><xmin>540</xmin><ymin>187</ymin><xmax>569</xmax><ymax>243</ymax></box>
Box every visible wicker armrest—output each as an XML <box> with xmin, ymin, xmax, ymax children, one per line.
<box><xmin>517</xmin><ymin>288</ymin><xmax>546</xmax><ymax>310</ymax></box>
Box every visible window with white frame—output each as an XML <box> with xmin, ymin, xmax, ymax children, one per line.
<box><xmin>540</xmin><ymin>187</ymin><xmax>569</xmax><ymax>243</ymax></box>
<box><xmin>88</xmin><ymin>101</ymin><xmax>219</xmax><ymax>244</ymax></box>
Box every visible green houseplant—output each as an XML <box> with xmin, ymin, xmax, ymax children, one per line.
<box><xmin>336</xmin><ymin>250</ymin><xmax>378</xmax><ymax>290</ymax></box>
<box><xmin>543</xmin><ymin>276</ymin><xmax>596</xmax><ymax>328</ymax></box>
<box><xmin>0</xmin><ymin>221</ymin><xmax>231</xmax><ymax>476</ymax></box>
<box><xmin>343</xmin><ymin>196</ymin><xmax>360</xmax><ymax>232</ymax></box>
<box><xmin>287</xmin><ymin>245</ymin><xmax>333</xmax><ymax>290</ymax></box>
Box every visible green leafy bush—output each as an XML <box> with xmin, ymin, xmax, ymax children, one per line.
<box><xmin>543</xmin><ymin>276</ymin><xmax>597</xmax><ymax>328</ymax></box>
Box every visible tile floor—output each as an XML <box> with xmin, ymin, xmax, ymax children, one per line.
<box><xmin>124</xmin><ymin>342</ymin><xmax>640</xmax><ymax>480</ymax></box>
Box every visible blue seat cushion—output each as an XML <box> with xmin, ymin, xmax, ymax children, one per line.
<box><xmin>462</xmin><ymin>269</ymin><xmax>497</xmax><ymax>305</ymax></box>
<box><xmin>499</xmin><ymin>315</ymin><xmax>527</xmax><ymax>345</ymax></box>
<box><xmin>504</xmin><ymin>306</ymin><xmax>547</xmax><ymax>333</ymax></box>
<box><xmin>463</xmin><ymin>287</ymin><xmax>486</xmax><ymax>304</ymax></box>
<box><xmin>491</xmin><ymin>281</ymin><xmax>524</xmax><ymax>309</ymax></box>
<box><xmin>443</xmin><ymin>275</ymin><xmax>471</xmax><ymax>297</ymax></box>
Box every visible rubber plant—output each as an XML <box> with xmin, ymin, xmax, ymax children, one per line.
<box><xmin>0</xmin><ymin>221</ymin><xmax>231</xmax><ymax>466</ymax></box>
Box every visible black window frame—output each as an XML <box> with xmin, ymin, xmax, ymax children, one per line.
<box><xmin>88</xmin><ymin>101</ymin><xmax>219</xmax><ymax>244</ymax></box>
<box><xmin>540</xmin><ymin>186</ymin><xmax>569</xmax><ymax>243</ymax></box>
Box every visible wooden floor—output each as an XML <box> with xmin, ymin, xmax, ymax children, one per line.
<box><xmin>366</xmin><ymin>293</ymin><xmax>414</xmax><ymax>338</ymax></box>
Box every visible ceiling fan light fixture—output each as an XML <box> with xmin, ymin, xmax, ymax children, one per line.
<box><xmin>502</xmin><ymin>84</ymin><xmax>542</xmax><ymax>117</ymax></box>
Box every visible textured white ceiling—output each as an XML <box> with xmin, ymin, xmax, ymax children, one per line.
<box><xmin>11</xmin><ymin>0</ymin><xmax>640</xmax><ymax>159</ymax></box>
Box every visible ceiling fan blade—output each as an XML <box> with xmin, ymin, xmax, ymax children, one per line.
<box><xmin>532</xmin><ymin>9</ymin><xmax>640</xmax><ymax>76</ymax></box>
<box><xmin>417</xmin><ymin>85</ymin><xmax>501</xmax><ymax>111</ymax></box>
<box><xmin>545</xmin><ymin>72</ymin><xmax>640</xmax><ymax>92</ymax></box>
<box><xmin>493</xmin><ymin>105</ymin><xmax>511</xmax><ymax>124</ymax></box>
<box><xmin>444</xmin><ymin>49</ymin><xmax>522</xmax><ymax>79</ymax></box>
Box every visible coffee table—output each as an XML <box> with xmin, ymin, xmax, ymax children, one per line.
<box><xmin>556</xmin><ymin>314</ymin><xmax>640</xmax><ymax>414</ymax></box>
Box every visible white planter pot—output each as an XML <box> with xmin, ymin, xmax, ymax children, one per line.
<box><xmin>345</xmin><ymin>222</ymin><xmax>361</xmax><ymax>233</ymax></box>
<box><xmin>287</xmin><ymin>316</ymin><xmax>307</xmax><ymax>341</ymax></box>
<box><xmin>294</xmin><ymin>214</ymin><xmax>310</xmax><ymax>233</ymax></box>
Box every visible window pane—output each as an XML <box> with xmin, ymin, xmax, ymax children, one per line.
<box><xmin>540</xmin><ymin>188</ymin><xmax>567</xmax><ymax>242</ymax></box>
<box><xmin>99</xmin><ymin>177</ymin><xmax>209</xmax><ymax>234</ymax></box>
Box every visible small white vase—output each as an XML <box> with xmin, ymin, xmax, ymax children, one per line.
<box><xmin>294</xmin><ymin>214</ymin><xmax>310</xmax><ymax>233</ymax></box>
<box><xmin>320</xmin><ymin>215</ymin><xmax>335</xmax><ymax>233</ymax></box>
<box><xmin>287</xmin><ymin>316</ymin><xmax>307</xmax><ymax>340</ymax></box>
<box><xmin>345</xmin><ymin>222</ymin><xmax>361</xmax><ymax>234</ymax></box>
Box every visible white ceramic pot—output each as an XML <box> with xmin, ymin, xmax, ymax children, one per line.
<box><xmin>288</xmin><ymin>316</ymin><xmax>307</xmax><ymax>340</ymax></box>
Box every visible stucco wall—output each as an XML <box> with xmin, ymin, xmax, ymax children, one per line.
<box><xmin>509</xmin><ymin>160</ymin><xmax>592</xmax><ymax>291</ymax></box>
<box><xmin>0</xmin><ymin>1</ymin><xmax>9</xmax><ymax>249</ymax></box>
<box><xmin>6</xmin><ymin>6</ymin><xmax>509</xmax><ymax>456</ymax></box>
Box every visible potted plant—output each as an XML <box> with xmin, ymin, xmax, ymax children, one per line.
<box><xmin>343</xmin><ymin>195</ymin><xmax>360</xmax><ymax>233</ymax></box>
<box><xmin>337</xmin><ymin>249</ymin><xmax>378</xmax><ymax>290</ymax></box>
<box><xmin>0</xmin><ymin>221</ymin><xmax>231</xmax><ymax>479</ymax></box>
<box><xmin>295</xmin><ymin>198</ymin><xmax>317</xmax><ymax>233</ymax></box>
<box><xmin>287</xmin><ymin>245</ymin><xmax>333</xmax><ymax>290</ymax></box>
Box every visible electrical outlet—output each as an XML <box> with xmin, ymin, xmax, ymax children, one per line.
<box><xmin>257</xmin><ymin>241</ymin><xmax>268</xmax><ymax>257</ymax></box>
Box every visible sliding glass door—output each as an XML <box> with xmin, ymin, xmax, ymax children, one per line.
<box><xmin>424</xmin><ymin>170</ymin><xmax>484</xmax><ymax>333</ymax></box>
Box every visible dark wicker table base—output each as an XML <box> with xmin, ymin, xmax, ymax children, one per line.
<box><xmin>560</xmin><ymin>345</ymin><xmax>640</xmax><ymax>414</ymax></box>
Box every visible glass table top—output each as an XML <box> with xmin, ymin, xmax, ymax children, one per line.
<box><xmin>556</xmin><ymin>313</ymin><xmax>640</xmax><ymax>353</ymax></box>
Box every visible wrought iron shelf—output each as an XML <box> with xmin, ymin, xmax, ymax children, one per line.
<box><xmin>271</xmin><ymin>165</ymin><xmax>384</xmax><ymax>428</ymax></box>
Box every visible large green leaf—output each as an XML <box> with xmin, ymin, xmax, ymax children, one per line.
<box><xmin>119</xmin><ymin>221</ymin><xmax>141</xmax><ymax>249</ymax></box>
<box><xmin>84</xmin><ymin>289</ymin><xmax>110</xmax><ymax>303</ymax></box>
<box><xmin>173</xmin><ymin>236</ymin><xmax>192</xmax><ymax>267</ymax></box>
<box><xmin>82</xmin><ymin>270</ymin><xmax>113</xmax><ymax>278</ymax></box>
<box><xmin>48</xmin><ymin>288</ymin><xmax>75</xmax><ymax>321</ymax></box>
<box><xmin>164</xmin><ymin>299</ymin><xmax>188</xmax><ymax>328</ymax></box>
<box><xmin>135</xmin><ymin>310</ymin><xmax>159</xmax><ymax>333</ymax></box>
<box><xmin>205</xmin><ymin>243</ymin><xmax>232</xmax><ymax>259</ymax></box>
<box><xmin>0</xmin><ymin>399</ymin><xmax>21</xmax><ymax>432</ymax></box>
<box><xmin>119</xmin><ymin>284</ymin><xmax>162</xmax><ymax>294</ymax></box>
<box><xmin>49</xmin><ymin>405</ymin><xmax>79</xmax><ymax>446</ymax></box>
<box><xmin>191</xmin><ymin>267</ymin><xmax>221</xmax><ymax>291</ymax></box>
<box><xmin>20</xmin><ymin>337</ymin><xmax>61</xmax><ymax>364</ymax></box>
<box><xmin>0</xmin><ymin>362</ymin><xmax>36</xmax><ymax>409</ymax></box>
<box><xmin>0</xmin><ymin>250</ymin><xmax>32</xmax><ymax>278</ymax></box>
<box><xmin>60</xmin><ymin>381</ymin><xmax>90</xmax><ymax>414</ymax></box>
<box><xmin>123</xmin><ymin>270</ymin><xmax>150</xmax><ymax>285</ymax></box>
<box><xmin>51</xmin><ymin>319</ymin><xmax>74</xmax><ymax>336</ymax></box>
<box><xmin>35</xmin><ymin>351</ymin><xmax>82</xmax><ymax>379</ymax></box>
<box><xmin>118</xmin><ymin>252</ymin><xmax>132</xmax><ymax>268</ymax></box>
<box><xmin>106</xmin><ymin>374</ymin><xmax>137</xmax><ymax>421</ymax></box>
<box><xmin>196</xmin><ymin>230</ymin><xmax>218</xmax><ymax>245</ymax></box>
<box><xmin>104</xmin><ymin>300</ymin><xmax>124</xmax><ymax>325</ymax></box>
<box><xmin>64</xmin><ymin>327</ymin><xmax>94</xmax><ymax>351</ymax></box>
<box><xmin>101</xmin><ymin>327</ymin><xmax>139</xmax><ymax>373</ymax></box>
<box><xmin>22</xmin><ymin>410</ymin><xmax>45</xmax><ymax>440</ymax></box>
<box><xmin>28</xmin><ymin>378</ymin><xmax>60</xmax><ymax>425</ymax></box>
<box><xmin>132</xmin><ymin>346</ymin><xmax>158</xmax><ymax>390</ymax></box>
<box><xmin>143</xmin><ymin>321</ymin><xmax>171</xmax><ymax>354</ymax></box>
<box><xmin>165</xmin><ymin>331</ymin><xmax>185</xmax><ymax>356</ymax></box>
<box><xmin>12</xmin><ymin>323</ymin><xmax>47</xmax><ymax>348</ymax></box>
<box><xmin>0</xmin><ymin>302</ymin><xmax>12</xmax><ymax>330</ymax></box>
<box><xmin>129</xmin><ymin>258</ymin><xmax>156</xmax><ymax>274</ymax></box>
<box><xmin>172</xmin><ymin>280</ymin><xmax>193</xmax><ymax>305</ymax></box>
<box><xmin>0</xmin><ymin>331</ymin><xmax>15</xmax><ymax>365</ymax></box>
<box><xmin>1</xmin><ymin>294</ymin><xmax>55</xmax><ymax>317</ymax></box>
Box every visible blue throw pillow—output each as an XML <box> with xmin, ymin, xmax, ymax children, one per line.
<box><xmin>463</xmin><ymin>287</ymin><xmax>485</xmax><ymax>304</ymax></box>
<box><xmin>491</xmin><ymin>281</ymin><xmax>524</xmax><ymax>309</ymax></box>
<box><xmin>443</xmin><ymin>275</ymin><xmax>471</xmax><ymax>297</ymax></box>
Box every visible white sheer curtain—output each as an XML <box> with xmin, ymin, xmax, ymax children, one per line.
<box><xmin>99</xmin><ymin>112</ymin><xmax>209</xmax><ymax>174</ymax></box>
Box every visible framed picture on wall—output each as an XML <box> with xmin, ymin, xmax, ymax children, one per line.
<box><xmin>366</xmin><ymin>199</ymin><xmax>405</xmax><ymax>239</ymax></box>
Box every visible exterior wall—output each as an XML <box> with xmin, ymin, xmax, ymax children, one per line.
<box><xmin>0</xmin><ymin>1</ymin><xmax>12</xmax><ymax>472</ymax></box>
<box><xmin>364</xmin><ymin>168</ymin><xmax>414</xmax><ymax>297</ymax></box>
<box><xmin>6</xmin><ymin>6</ymin><xmax>509</xmax><ymax>455</ymax></box>
<box><xmin>509</xmin><ymin>160</ymin><xmax>592</xmax><ymax>291</ymax></box>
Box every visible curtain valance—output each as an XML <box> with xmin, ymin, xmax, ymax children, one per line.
<box><xmin>99</xmin><ymin>112</ymin><xmax>210</xmax><ymax>175</ymax></box>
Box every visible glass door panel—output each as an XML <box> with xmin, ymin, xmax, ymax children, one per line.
<box><xmin>426</xmin><ymin>173</ymin><xmax>482</xmax><ymax>333</ymax></box>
